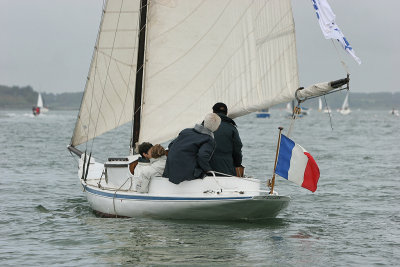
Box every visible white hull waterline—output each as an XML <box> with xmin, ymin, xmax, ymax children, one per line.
<box><xmin>80</xmin><ymin>156</ymin><xmax>290</xmax><ymax>220</ymax></box>
<box><xmin>339</xmin><ymin>108</ymin><xmax>351</xmax><ymax>115</ymax></box>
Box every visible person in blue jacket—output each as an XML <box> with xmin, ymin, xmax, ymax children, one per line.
<box><xmin>163</xmin><ymin>113</ymin><xmax>221</xmax><ymax>184</ymax></box>
<box><xmin>210</xmin><ymin>102</ymin><xmax>243</xmax><ymax>176</ymax></box>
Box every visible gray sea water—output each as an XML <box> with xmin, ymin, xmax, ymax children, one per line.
<box><xmin>0</xmin><ymin>109</ymin><xmax>399</xmax><ymax>266</ymax></box>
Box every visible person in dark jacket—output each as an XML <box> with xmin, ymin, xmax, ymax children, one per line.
<box><xmin>210</xmin><ymin>102</ymin><xmax>243</xmax><ymax>176</ymax></box>
<box><xmin>163</xmin><ymin>113</ymin><xmax>221</xmax><ymax>184</ymax></box>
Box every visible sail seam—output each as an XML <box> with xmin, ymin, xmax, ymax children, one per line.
<box><xmin>149</xmin><ymin>0</ymin><xmax>205</xmax><ymax>41</ymax></box>
<box><xmin>88</xmin><ymin>0</ymin><xmax>126</xmax><ymax>153</ymax></box>
<box><xmin>147</xmin><ymin>0</ymin><xmax>236</xmax><ymax>80</ymax></box>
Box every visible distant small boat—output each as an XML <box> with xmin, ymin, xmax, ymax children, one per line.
<box><xmin>323</xmin><ymin>106</ymin><xmax>332</xmax><ymax>113</ymax></box>
<box><xmin>390</xmin><ymin>108</ymin><xmax>399</xmax><ymax>116</ymax></box>
<box><xmin>286</xmin><ymin>101</ymin><xmax>308</xmax><ymax>117</ymax></box>
<box><xmin>32</xmin><ymin>92</ymin><xmax>49</xmax><ymax>116</ymax></box>
<box><xmin>318</xmin><ymin>97</ymin><xmax>323</xmax><ymax>112</ymax></box>
<box><xmin>337</xmin><ymin>91</ymin><xmax>351</xmax><ymax>115</ymax></box>
<box><xmin>256</xmin><ymin>109</ymin><xmax>270</xmax><ymax>118</ymax></box>
<box><xmin>318</xmin><ymin>97</ymin><xmax>332</xmax><ymax>113</ymax></box>
<box><xmin>301</xmin><ymin>106</ymin><xmax>311</xmax><ymax>115</ymax></box>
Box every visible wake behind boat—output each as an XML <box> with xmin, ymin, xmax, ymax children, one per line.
<box><xmin>67</xmin><ymin>0</ymin><xmax>354</xmax><ymax>221</ymax></box>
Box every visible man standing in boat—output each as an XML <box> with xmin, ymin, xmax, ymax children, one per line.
<box><xmin>210</xmin><ymin>102</ymin><xmax>243</xmax><ymax>176</ymax></box>
<box><xmin>163</xmin><ymin>113</ymin><xmax>221</xmax><ymax>184</ymax></box>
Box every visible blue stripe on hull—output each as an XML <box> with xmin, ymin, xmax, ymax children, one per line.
<box><xmin>84</xmin><ymin>185</ymin><xmax>253</xmax><ymax>201</ymax></box>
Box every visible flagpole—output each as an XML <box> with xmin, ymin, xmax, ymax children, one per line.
<box><xmin>270</xmin><ymin>127</ymin><xmax>283</xmax><ymax>195</ymax></box>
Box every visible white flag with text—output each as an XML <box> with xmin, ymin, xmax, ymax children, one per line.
<box><xmin>311</xmin><ymin>0</ymin><xmax>361</xmax><ymax>64</ymax></box>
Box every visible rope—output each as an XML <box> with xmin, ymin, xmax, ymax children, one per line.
<box><xmin>112</xmin><ymin>176</ymin><xmax>133</xmax><ymax>218</ymax></box>
<box><xmin>331</xmin><ymin>40</ymin><xmax>350</xmax><ymax>74</ymax></box>
<box><xmin>207</xmin><ymin>171</ymin><xmax>225</xmax><ymax>192</ymax></box>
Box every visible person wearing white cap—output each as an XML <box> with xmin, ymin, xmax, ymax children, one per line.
<box><xmin>163</xmin><ymin>113</ymin><xmax>221</xmax><ymax>184</ymax></box>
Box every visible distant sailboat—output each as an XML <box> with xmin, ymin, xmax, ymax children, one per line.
<box><xmin>322</xmin><ymin>101</ymin><xmax>332</xmax><ymax>114</ymax></box>
<box><xmin>323</xmin><ymin>106</ymin><xmax>332</xmax><ymax>113</ymax></box>
<box><xmin>318</xmin><ymin>98</ymin><xmax>323</xmax><ymax>112</ymax></box>
<box><xmin>317</xmin><ymin>97</ymin><xmax>332</xmax><ymax>113</ymax></box>
<box><xmin>390</xmin><ymin>108</ymin><xmax>399</xmax><ymax>116</ymax></box>
<box><xmin>32</xmin><ymin>92</ymin><xmax>49</xmax><ymax>116</ymax></box>
<box><xmin>338</xmin><ymin>91</ymin><xmax>351</xmax><ymax>115</ymax></box>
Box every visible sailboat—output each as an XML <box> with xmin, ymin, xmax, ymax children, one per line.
<box><xmin>323</xmin><ymin>106</ymin><xmax>332</xmax><ymax>114</ymax></box>
<box><xmin>67</xmin><ymin>0</ymin><xmax>349</xmax><ymax>220</ymax></box>
<box><xmin>318</xmin><ymin>98</ymin><xmax>323</xmax><ymax>112</ymax></box>
<box><xmin>338</xmin><ymin>91</ymin><xmax>351</xmax><ymax>115</ymax></box>
<box><xmin>318</xmin><ymin>97</ymin><xmax>332</xmax><ymax>114</ymax></box>
<box><xmin>256</xmin><ymin>108</ymin><xmax>270</xmax><ymax>118</ymax></box>
<box><xmin>32</xmin><ymin>92</ymin><xmax>49</xmax><ymax>116</ymax></box>
<box><xmin>390</xmin><ymin>108</ymin><xmax>399</xmax><ymax>116</ymax></box>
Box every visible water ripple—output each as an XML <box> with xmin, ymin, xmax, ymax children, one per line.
<box><xmin>0</xmin><ymin>109</ymin><xmax>399</xmax><ymax>266</ymax></box>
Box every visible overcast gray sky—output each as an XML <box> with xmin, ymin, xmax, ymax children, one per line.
<box><xmin>0</xmin><ymin>0</ymin><xmax>399</xmax><ymax>94</ymax></box>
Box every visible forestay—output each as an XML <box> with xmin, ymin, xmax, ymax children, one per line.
<box><xmin>71</xmin><ymin>1</ymin><xmax>141</xmax><ymax>146</ymax></box>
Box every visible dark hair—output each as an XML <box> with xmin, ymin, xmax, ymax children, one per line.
<box><xmin>138</xmin><ymin>142</ymin><xmax>153</xmax><ymax>157</ymax></box>
<box><xmin>212</xmin><ymin>102</ymin><xmax>228</xmax><ymax>115</ymax></box>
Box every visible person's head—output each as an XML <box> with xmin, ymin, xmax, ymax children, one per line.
<box><xmin>150</xmin><ymin>144</ymin><xmax>166</xmax><ymax>159</ymax></box>
<box><xmin>212</xmin><ymin>102</ymin><xmax>228</xmax><ymax>115</ymax></box>
<box><xmin>203</xmin><ymin>113</ymin><xmax>221</xmax><ymax>132</ymax></box>
<box><xmin>138</xmin><ymin>142</ymin><xmax>153</xmax><ymax>159</ymax></box>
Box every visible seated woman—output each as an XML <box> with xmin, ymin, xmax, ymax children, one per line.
<box><xmin>134</xmin><ymin>144</ymin><xmax>167</xmax><ymax>193</ymax></box>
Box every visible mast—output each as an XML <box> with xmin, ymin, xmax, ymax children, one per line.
<box><xmin>132</xmin><ymin>0</ymin><xmax>148</xmax><ymax>149</ymax></box>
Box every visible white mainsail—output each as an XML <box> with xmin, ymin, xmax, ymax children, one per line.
<box><xmin>72</xmin><ymin>0</ymin><xmax>299</xmax><ymax>147</ymax></box>
<box><xmin>71</xmin><ymin>0</ymin><xmax>141</xmax><ymax>146</ymax></box>
<box><xmin>141</xmin><ymin>0</ymin><xmax>299</xmax><ymax>144</ymax></box>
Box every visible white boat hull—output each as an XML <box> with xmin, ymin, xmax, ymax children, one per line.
<box><xmin>79</xmin><ymin>156</ymin><xmax>290</xmax><ymax>221</ymax></box>
<box><xmin>339</xmin><ymin>109</ymin><xmax>351</xmax><ymax>115</ymax></box>
<box><xmin>83</xmin><ymin>182</ymin><xmax>289</xmax><ymax>220</ymax></box>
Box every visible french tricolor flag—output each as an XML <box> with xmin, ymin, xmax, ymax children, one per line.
<box><xmin>275</xmin><ymin>134</ymin><xmax>320</xmax><ymax>192</ymax></box>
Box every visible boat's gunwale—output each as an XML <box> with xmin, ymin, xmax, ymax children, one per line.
<box><xmin>83</xmin><ymin>183</ymin><xmax>253</xmax><ymax>201</ymax></box>
<box><xmin>82</xmin><ymin>181</ymin><xmax>291</xmax><ymax>202</ymax></box>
